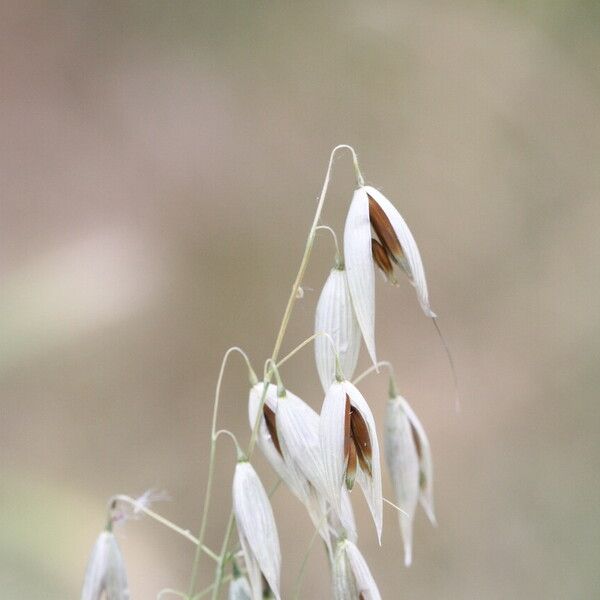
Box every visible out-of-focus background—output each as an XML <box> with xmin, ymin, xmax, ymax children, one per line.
<box><xmin>2</xmin><ymin>1</ymin><xmax>599</xmax><ymax>598</ymax></box>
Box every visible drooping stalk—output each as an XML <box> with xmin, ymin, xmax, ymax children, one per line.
<box><xmin>352</xmin><ymin>360</ymin><xmax>396</xmax><ymax>387</ymax></box>
<box><xmin>270</xmin><ymin>144</ymin><xmax>363</xmax><ymax>365</ymax></box>
<box><xmin>315</xmin><ymin>224</ymin><xmax>342</xmax><ymax>267</ymax></box>
<box><xmin>186</xmin><ymin>347</ymin><xmax>254</xmax><ymax>597</ymax></box>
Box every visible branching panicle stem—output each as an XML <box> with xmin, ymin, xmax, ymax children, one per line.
<box><xmin>187</xmin><ymin>146</ymin><xmax>364</xmax><ymax>598</ymax></box>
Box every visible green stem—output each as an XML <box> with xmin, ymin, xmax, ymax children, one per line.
<box><xmin>108</xmin><ymin>495</ymin><xmax>218</xmax><ymax>562</ymax></box>
<box><xmin>210</xmin><ymin>512</ymin><xmax>236</xmax><ymax>600</ymax></box>
<box><xmin>292</xmin><ymin>524</ymin><xmax>321</xmax><ymax>600</ymax></box>
<box><xmin>352</xmin><ymin>360</ymin><xmax>396</xmax><ymax>387</ymax></box>
<box><xmin>315</xmin><ymin>225</ymin><xmax>341</xmax><ymax>265</ymax></box>
<box><xmin>191</xmin><ymin>574</ymin><xmax>233</xmax><ymax>600</ymax></box>
<box><xmin>276</xmin><ymin>331</ymin><xmax>342</xmax><ymax>375</ymax></box>
<box><xmin>187</xmin><ymin>347</ymin><xmax>253</xmax><ymax>597</ymax></box>
<box><xmin>270</xmin><ymin>144</ymin><xmax>363</xmax><ymax>365</ymax></box>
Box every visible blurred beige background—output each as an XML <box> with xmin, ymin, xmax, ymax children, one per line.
<box><xmin>2</xmin><ymin>1</ymin><xmax>599</xmax><ymax>598</ymax></box>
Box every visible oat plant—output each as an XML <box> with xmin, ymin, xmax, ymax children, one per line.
<box><xmin>81</xmin><ymin>144</ymin><xmax>456</xmax><ymax>599</ymax></box>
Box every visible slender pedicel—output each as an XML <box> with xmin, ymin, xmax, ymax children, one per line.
<box><xmin>157</xmin><ymin>589</ymin><xmax>187</xmax><ymax>600</ymax></box>
<box><xmin>316</xmin><ymin>224</ymin><xmax>342</xmax><ymax>265</ymax></box>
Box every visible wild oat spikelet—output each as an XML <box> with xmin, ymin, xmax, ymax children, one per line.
<box><xmin>81</xmin><ymin>531</ymin><xmax>129</xmax><ymax>600</ymax></box>
<box><xmin>344</xmin><ymin>185</ymin><xmax>436</xmax><ymax>365</ymax></box>
<box><xmin>320</xmin><ymin>380</ymin><xmax>383</xmax><ymax>543</ymax></box>
<box><xmin>385</xmin><ymin>391</ymin><xmax>436</xmax><ymax>566</ymax></box>
<box><xmin>233</xmin><ymin>460</ymin><xmax>281</xmax><ymax>600</ymax></box>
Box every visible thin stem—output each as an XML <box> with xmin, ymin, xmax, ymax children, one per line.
<box><xmin>210</xmin><ymin>512</ymin><xmax>236</xmax><ymax>600</ymax></box>
<box><xmin>315</xmin><ymin>225</ymin><xmax>341</xmax><ymax>265</ymax></box>
<box><xmin>276</xmin><ymin>333</ymin><xmax>321</xmax><ymax>370</ymax></box>
<box><xmin>352</xmin><ymin>360</ymin><xmax>396</xmax><ymax>386</ymax></box>
<box><xmin>264</xmin><ymin>358</ymin><xmax>286</xmax><ymax>397</ymax></box>
<box><xmin>108</xmin><ymin>495</ymin><xmax>219</xmax><ymax>562</ymax></box>
<box><xmin>345</xmin><ymin>145</ymin><xmax>365</xmax><ymax>187</ymax></box>
<box><xmin>191</xmin><ymin>574</ymin><xmax>233</xmax><ymax>600</ymax></box>
<box><xmin>157</xmin><ymin>589</ymin><xmax>188</xmax><ymax>600</ymax></box>
<box><xmin>276</xmin><ymin>331</ymin><xmax>343</xmax><ymax>378</ymax></box>
<box><xmin>270</xmin><ymin>144</ymin><xmax>364</xmax><ymax>365</ymax></box>
<box><xmin>292</xmin><ymin>524</ymin><xmax>321</xmax><ymax>600</ymax></box>
<box><xmin>214</xmin><ymin>429</ymin><xmax>243</xmax><ymax>458</ymax></box>
<box><xmin>187</xmin><ymin>346</ymin><xmax>254</xmax><ymax>597</ymax></box>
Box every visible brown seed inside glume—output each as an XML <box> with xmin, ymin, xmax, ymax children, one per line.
<box><xmin>346</xmin><ymin>435</ymin><xmax>357</xmax><ymax>490</ymax></box>
<box><xmin>368</xmin><ymin>194</ymin><xmax>404</xmax><ymax>262</ymax></box>
<box><xmin>371</xmin><ymin>238</ymin><xmax>396</xmax><ymax>283</ymax></box>
<box><xmin>344</xmin><ymin>395</ymin><xmax>373</xmax><ymax>488</ymax></box>
<box><xmin>263</xmin><ymin>404</ymin><xmax>282</xmax><ymax>456</ymax></box>
<box><xmin>351</xmin><ymin>408</ymin><xmax>373</xmax><ymax>477</ymax></box>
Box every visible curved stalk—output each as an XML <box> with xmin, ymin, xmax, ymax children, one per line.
<box><xmin>352</xmin><ymin>360</ymin><xmax>396</xmax><ymax>387</ymax></box>
<box><xmin>158</xmin><ymin>589</ymin><xmax>189</xmax><ymax>599</ymax></box>
<box><xmin>270</xmin><ymin>144</ymin><xmax>364</xmax><ymax>364</ymax></box>
<box><xmin>214</xmin><ymin>429</ymin><xmax>244</xmax><ymax>459</ymax></box>
<box><xmin>187</xmin><ymin>347</ymin><xmax>254</xmax><ymax>597</ymax></box>
<box><xmin>315</xmin><ymin>225</ymin><xmax>341</xmax><ymax>265</ymax></box>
